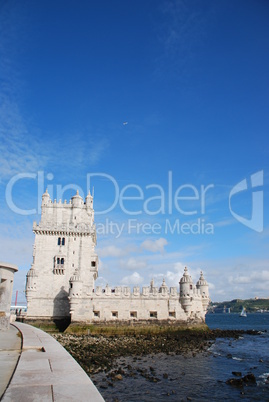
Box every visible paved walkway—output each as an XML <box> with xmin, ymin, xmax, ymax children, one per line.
<box><xmin>1</xmin><ymin>322</ymin><xmax>104</xmax><ymax>402</ymax></box>
<box><xmin>0</xmin><ymin>325</ymin><xmax>21</xmax><ymax>399</ymax></box>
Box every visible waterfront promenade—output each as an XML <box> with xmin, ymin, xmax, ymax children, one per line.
<box><xmin>0</xmin><ymin>322</ymin><xmax>104</xmax><ymax>401</ymax></box>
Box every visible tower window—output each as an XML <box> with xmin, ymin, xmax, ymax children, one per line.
<box><xmin>54</xmin><ymin>256</ymin><xmax>65</xmax><ymax>275</ymax></box>
<box><xmin>58</xmin><ymin>237</ymin><xmax>65</xmax><ymax>246</ymax></box>
<box><xmin>91</xmin><ymin>261</ymin><xmax>96</xmax><ymax>267</ymax></box>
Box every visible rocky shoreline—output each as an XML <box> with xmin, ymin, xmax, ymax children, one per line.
<box><xmin>53</xmin><ymin>328</ymin><xmax>259</xmax><ymax>376</ymax></box>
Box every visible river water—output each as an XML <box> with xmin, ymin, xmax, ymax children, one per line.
<box><xmin>92</xmin><ymin>313</ymin><xmax>269</xmax><ymax>401</ymax></box>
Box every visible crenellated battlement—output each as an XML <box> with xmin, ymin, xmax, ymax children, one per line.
<box><xmin>33</xmin><ymin>221</ymin><xmax>95</xmax><ymax>236</ymax></box>
<box><xmin>91</xmin><ymin>282</ymin><xmax>179</xmax><ymax>298</ymax></box>
<box><xmin>41</xmin><ymin>189</ymin><xmax>93</xmax><ymax>209</ymax></box>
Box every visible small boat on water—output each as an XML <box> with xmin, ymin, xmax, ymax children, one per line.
<box><xmin>240</xmin><ymin>307</ymin><xmax>247</xmax><ymax>317</ymax></box>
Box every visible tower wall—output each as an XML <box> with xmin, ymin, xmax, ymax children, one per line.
<box><xmin>26</xmin><ymin>191</ymin><xmax>97</xmax><ymax>319</ymax></box>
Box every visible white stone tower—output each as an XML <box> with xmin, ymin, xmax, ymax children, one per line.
<box><xmin>25</xmin><ymin>189</ymin><xmax>98</xmax><ymax>319</ymax></box>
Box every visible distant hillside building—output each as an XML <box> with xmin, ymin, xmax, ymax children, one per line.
<box><xmin>25</xmin><ymin>190</ymin><xmax>209</xmax><ymax>323</ymax></box>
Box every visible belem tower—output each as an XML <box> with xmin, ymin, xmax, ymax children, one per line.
<box><xmin>25</xmin><ymin>190</ymin><xmax>209</xmax><ymax>323</ymax></box>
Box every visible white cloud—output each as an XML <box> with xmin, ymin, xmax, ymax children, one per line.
<box><xmin>0</xmin><ymin>221</ymin><xmax>33</xmax><ymax>267</ymax></box>
<box><xmin>0</xmin><ymin>13</ymin><xmax>108</xmax><ymax>182</ymax></box>
<box><xmin>193</xmin><ymin>258</ymin><xmax>269</xmax><ymax>301</ymax></box>
<box><xmin>230</xmin><ymin>275</ymin><xmax>251</xmax><ymax>285</ymax></box>
<box><xmin>157</xmin><ymin>0</ymin><xmax>213</xmax><ymax>79</ymax></box>
<box><xmin>229</xmin><ymin>269</ymin><xmax>269</xmax><ymax>286</ymax></box>
<box><xmin>94</xmin><ymin>276</ymin><xmax>108</xmax><ymax>288</ymax></box>
<box><xmin>0</xmin><ymin>96</ymin><xmax>109</xmax><ymax>182</ymax></box>
<box><xmin>214</xmin><ymin>218</ymin><xmax>235</xmax><ymax>228</ymax></box>
<box><xmin>98</xmin><ymin>245</ymin><xmax>126</xmax><ymax>258</ymax></box>
<box><xmin>149</xmin><ymin>262</ymin><xmax>203</xmax><ymax>289</ymax></box>
<box><xmin>50</xmin><ymin>134</ymin><xmax>109</xmax><ymax>169</ymax></box>
<box><xmin>124</xmin><ymin>258</ymin><xmax>147</xmax><ymax>270</ymax></box>
<box><xmin>88</xmin><ymin>138</ymin><xmax>109</xmax><ymax>164</ymax></box>
<box><xmin>156</xmin><ymin>261</ymin><xmax>186</xmax><ymax>286</ymax></box>
<box><xmin>0</xmin><ymin>98</ymin><xmax>48</xmax><ymax>180</ymax></box>
<box><xmin>120</xmin><ymin>272</ymin><xmax>144</xmax><ymax>286</ymax></box>
<box><xmin>141</xmin><ymin>237</ymin><xmax>168</xmax><ymax>253</ymax></box>
<box><xmin>260</xmin><ymin>270</ymin><xmax>269</xmax><ymax>281</ymax></box>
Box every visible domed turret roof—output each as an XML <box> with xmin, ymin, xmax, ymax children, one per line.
<box><xmin>42</xmin><ymin>189</ymin><xmax>51</xmax><ymax>204</ymax></box>
<box><xmin>180</xmin><ymin>267</ymin><xmax>193</xmax><ymax>283</ymax></box>
<box><xmin>159</xmin><ymin>278</ymin><xmax>168</xmax><ymax>291</ymax></box>
<box><xmin>27</xmin><ymin>267</ymin><xmax>37</xmax><ymax>277</ymax></box>
<box><xmin>71</xmin><ymin>190</ymin><xmax>83</xmax><ymax>207</ymax></box>
<box><xmin>86</xmin><ymin>190</ymin><xmax>93</xmax><ymax>207</ymax></box>
<box><xmin>196</xmin><ymin>271</ymin><xmax>208</xmax><ymax>286</ymax></box>
<box><xmin>42</xmin><ymin>189</ymin><xmax>50</xmax><ymax>198</ymax></box>
<box><xmin>70</xmin><ymin>269</ymin><xmax>82</xmax><ymax>282</ymax></box>
<box><xmin>72</xmin><ymin>190</ymin><xmax>83</xmax><ymax>200</ymax></box>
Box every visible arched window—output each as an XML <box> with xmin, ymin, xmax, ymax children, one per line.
<box><xmin>58</xmin><ymin>237</ymin><xmax>61</xmax><ymax>246</ymax></box>
<box><xmin>61</xmin><ymin>258</ymin><xmax>64</xmax><ymax>265</ymax></box>
<box><xmin>57</xmin><ymin>258</ymin><xmax>60</xmax><ymax>265</ymax></box>
<box><xmin>62</xmin><ymin>237</ymin><xmax>65</xmax><ymax>246</ymax></box>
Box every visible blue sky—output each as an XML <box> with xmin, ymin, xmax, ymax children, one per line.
<box><xmin>0</xmin><ymin>0</ymin><xmax>268</xmax><ymax>303</ymax></box>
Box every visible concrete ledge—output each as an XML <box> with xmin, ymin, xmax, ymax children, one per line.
<box><xmin>2</xmin><ymin>322</ymin><xmax>104</xmax><ymax>402</ymax></box>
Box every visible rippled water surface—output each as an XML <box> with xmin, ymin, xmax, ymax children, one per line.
<box><xmin>92</xmin><ymin>314</ymin><xmax>269</xmax><ymax>401</ymax></box>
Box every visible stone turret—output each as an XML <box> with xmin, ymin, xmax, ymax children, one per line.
<box><xmin>25</xmin><ymin>267</ymin><xmax>37</xmax><ymax>316</ymax></box>
<box><xmin>86</xmin><ymin>190</ymin><xmax>93</xmax><ymax>209</ymax></box>
<box><xmin>69</xmin><ymin>270</ymin><xmax>83</xmax><ymax>298</ymax></box>
<box><xmin>25</xmin><ymin>267</ymin><xmax>37</xmax><ymax>293</ymax></box>
<box><xmin>41</xmin><ymin>189</ymin><xmax>51</xmax><ymax>206</ymax></box>
<box><xmin>159</xmin><ymin>278</ymin><xmax>168</xmax><ymax>295</ymax></box>
<box><xmin>179</xmin><ymin>267</ymin><xmax>193</xmax><ymax>314</ymax></box>
<box><xmin>71</xmin><ymin>190</ymin><xmax>84</xmax><ymax>208</ymax></box>
<box><xmin>69</xmin><ymin>270</ymin><xmax>83</xmax><ymax>321</ymax></box>
<box><xmin>86</xmin><ymin>190</ymin><xmax>94</xmax><ymax>226</ymax></box>
<box><xmin>196</xmin><ymin>271</ymin><xmax>209</xmax><ymax>311</ymax></box>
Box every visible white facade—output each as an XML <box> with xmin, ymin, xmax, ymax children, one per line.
<box><xmin>26</xmin><ymin>191</ymin><xmax>209</xmax><ymax>323</ymax></box>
